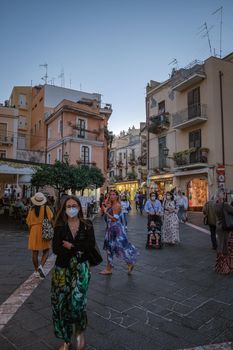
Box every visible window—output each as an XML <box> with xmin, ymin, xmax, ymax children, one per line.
<box><xmin>18</xmin><ymin>94</ymin><xmax>27</xmax><ymax>107</ymax></box>
<box><xmin>110</xmin><ymin>171</ymin><xmax>114</xmax><ymax>178</ymax></box>
<box><xmin>124</xmin><ymin>152</ymin><xmax>126</xmax><ymax>159</ymax></box>
<box><xmin>39</xmin><ymin>120</ymin><xmax>41</xmax><ymax>130</ymax></box>
<box><xmin>57</xmin><ymin>148</ymin><xmax>62</xmax><ymax>161</ymax></box>
<box><xmin>58</xmin><ymin>118</ymin><xmax>62</xmax><ymax>134</ymax></box>
<box><xmin>119</xmin><ymin>152</ymin><xmax>122</xmax><ymax>161</ymax></box>
<box><xmin>131</xmin><ymin>149</ymin><xmax>135</xmax><ymax>161</ymax></box>
<box><xmin>81</xmin><ymin>145</ymin><xmax>90</xmax><ymax>164</ymax></box>
<box><xmin>187</xmin><ymin>87</ymin><xmax>200</xmax><ymax>119</ymax></box>
<box><xmin>76</xmin><ymin>118</ymin><xmax>86</xmax><ymax>138</ymax></box>
<box><xmin>0</xmin><ymin>123</ymin><xmax>7</xmax><ymax>142</ymax></box>
<box><xmin>189</xmin><ymin>129</ymin><xmax>201</xmax><ymax>163</ymax></box>
<box><xmin>158</xmin><ymin>100</ymin><xmax>165</xmax><ymax>114</ymax></box>
<box><xmin>17</xmin><ymin>134</ymin><xmax>26</xmax><ymax>150</ymax></box>
<box><xmin>47</xmin><ymin>153</ymin><xmax>51</xmax><ymax>164</ymax></box>
<box><xmin>48</xmin><ymin>127</ymin><xmax>51</xmax><ymax>139</ymax></box>
<box><xmin>0</xmin><ymin>150</ymin><xmax>6</xmax><ymax>158</ymax></box>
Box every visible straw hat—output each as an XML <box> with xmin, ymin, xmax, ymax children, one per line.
<box><xmin>31</xmin><ymin>192</ymin><xmax>47</xmax><ymax>206</ymax></box>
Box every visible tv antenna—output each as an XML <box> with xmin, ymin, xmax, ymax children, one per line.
<box><xmin>58</xmin><ymin>68</ymin><xmax>65</xmax><ymax>87</ymax></box>
<box><xmin>39</xmin><ymin>63</ymin><xmax>48</xmax><ymax>84</ymax></box>
<box><xmin>212</xmin><ymin>6</ymin><xmax>223</xmax><ymax>58</ymax></box>
<box><xmin>197</xmin><ymin>22</ymin><xmax>213</xmax><ymax>56</ymax></box>
<box><xmin>169</xmin><ymin>58</ymin><xmax>178</xmax><ymax>67</ymax></box>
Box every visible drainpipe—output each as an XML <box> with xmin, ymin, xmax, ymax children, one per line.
<box><xmin>219</xmin><ymin>70</ymin><xmax>225</xmax><ymax>166</ymax></box>
<box><xmin>45</xmin><ymin>123</ymin><xmax>48</xmax><ymax>164</ymax></box>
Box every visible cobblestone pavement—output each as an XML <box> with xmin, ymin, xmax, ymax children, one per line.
<box><xmin>0</xmin><ymin>210</ymin><xmax>233</xmax><ymax>350</ymax></box>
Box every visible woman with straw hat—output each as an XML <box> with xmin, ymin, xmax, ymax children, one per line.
<box><xmin>26</xmin><ymin>192</ymin><xmax>53</xmax><ymax>278</ymax></box>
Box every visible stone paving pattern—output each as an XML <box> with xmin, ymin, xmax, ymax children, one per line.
<box><xmin>0</xmin><ymin>210</ymin><xmax>233</xmax><ymax>350</ymax></box>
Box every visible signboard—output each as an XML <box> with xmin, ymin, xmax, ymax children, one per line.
<box><xmin>217</xmin><ymin>165</ymin><xmax>225</xmax><ymax>174</ymax></box>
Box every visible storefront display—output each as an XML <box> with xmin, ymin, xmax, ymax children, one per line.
<box><xmin>187</xmin><ymin>178</ymin><xmax>208</xmax><ymax>210</ymax></box>
<box><xmin>115</xmin><ymin>181</ymin><xmax>139</xmax><ymax>200</ymax></box>
<box><xmin>149</xmin><ymin>177</ymin><xmax>173</xmax><ymax>197</ymax></box>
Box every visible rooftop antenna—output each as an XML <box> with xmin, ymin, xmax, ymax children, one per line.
<box><xmin>58</xmin><ymin>68</ymin><xmax>65</xmax><ymax>87</ymax></box>
<box><xmin>169</xmin><ymin>58</ymin><xmax>178</xmax><ymax>68</ymax></box>
<box><xmin>48</xmin><ymin>77</ymin><xmax>55</xmax><ymax>85</ymax></box>
<box><xmin>212</xmin><ymin>6</ymin><xmax>223</xmax><ymax>58</ymax></box>
<box><xmin>197</xmin><ymin>22</ymin><xmax>213</xmax><ymax>56</ymax></box>
<box><xmin>39</xmin><ymin>63</ymin><xmax>48</xmax><ymax>84</ymax></box>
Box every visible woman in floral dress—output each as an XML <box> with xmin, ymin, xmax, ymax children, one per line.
<box><xmin>162</xmin><ymin>192</ymin><xmax>180</xmax><ymax>245</ymax></box>
<box><xmin>100</xmin><ymin>190</ymin><xmax>137</xmax><ymax>275</ymax></box>
<box><xmin>51</xmin><ymin>195</ymin><xmax>96</xmax><ymax>350</ymax></box>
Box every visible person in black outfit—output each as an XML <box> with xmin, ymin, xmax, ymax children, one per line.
<box><xmin>51</xmin><ymin>195</ymin><xmax>96</xmax><ymax>350</ymax></box>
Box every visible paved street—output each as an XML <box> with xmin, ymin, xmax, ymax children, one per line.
<box><xmin>0</xmin><ymin>210</ymin><xmax>233</xmax><ymax>350</ymax></box>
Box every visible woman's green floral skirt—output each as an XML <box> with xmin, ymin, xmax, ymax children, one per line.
<box><xmin>51</xmin><ymin>257</ymin><xmax>91</xmax><ymax>343</ymax></box>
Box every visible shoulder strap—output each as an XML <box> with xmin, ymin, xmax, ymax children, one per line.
<box><xmin>44</xmin><ymin>205</ymin><xmax>48</xmax><ymax>219</ymax></box>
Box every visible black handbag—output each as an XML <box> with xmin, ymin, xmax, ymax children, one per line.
<box><xmin>222</xmin><ymin>203</ymin><xmax>233</xmax><ymax>231</ymax></box>
<box><xmin>88</xmin><ymin>241</ymin><xmax>103</xmax><ymax>267</ymax></box>
<box><xmin>203</xmin><ymin>216</ymin><xmax>208</xmax><ymax>225</ymax></box>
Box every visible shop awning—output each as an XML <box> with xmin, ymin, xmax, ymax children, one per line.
<box><xmin>174</xmin><ymin>167</ymin><xmax>209</xmax><ymax>177</ymax></box>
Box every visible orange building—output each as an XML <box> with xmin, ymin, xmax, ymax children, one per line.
<box><xmin>45</xmin><ymin>98</ymin><xmax>112</xmax><ymax>175</ymax></box>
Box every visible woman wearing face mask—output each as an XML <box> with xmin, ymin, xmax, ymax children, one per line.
<box><xmin>51</xmin><ymin>195</ymin><xmax>96</xmax><ymax>350</ymax></box>
<box><xmin>162</xmin><ymin>192</ymin><xmax>180</xmax><ymax>245</ymax></box>
<box><xmin>144</xmin><ymin>192</ymin><xmax>162</xmax><ymax>227</ymax></box>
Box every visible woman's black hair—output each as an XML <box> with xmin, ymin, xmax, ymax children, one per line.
<box><xmin>166</xmin><ymin>192</ymin><xmax>174</xmax><ymax>201</ymax></box>
<box><xmin>150</xmin><ymin>192</ymin><xmax>158</xmax><ymax>199</ymax></box>
<box><xmin>33</xmin><ymin>205</ymin><xmax>41</xmax><ymax>217</ymax></box>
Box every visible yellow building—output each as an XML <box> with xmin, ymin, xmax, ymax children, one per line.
<box><xmin>146</xmin><ymin>53</ymin><xmax>233</xmax><ymax>209</ymax></box>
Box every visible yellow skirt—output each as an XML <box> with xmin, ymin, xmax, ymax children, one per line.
<box><xmin>28</xmin><ymin>225</ymin><xmax>51</xmax><ymax>250</ymax></box>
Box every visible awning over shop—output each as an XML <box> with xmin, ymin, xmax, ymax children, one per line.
<box><xmin>174</xmin><ymin>167</ymin><xmax>209</xmax><ymax>177</ymax></box>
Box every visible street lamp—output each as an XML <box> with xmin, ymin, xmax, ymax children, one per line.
<box><xmin>63</xmin><ymin>152</ymin><xmax>69</xmax><ymax>163</ymax></box>
<box><xmin>163</xmin><ymin>146</ymin><xmax>169</xmax><ymax>158</ymax></box>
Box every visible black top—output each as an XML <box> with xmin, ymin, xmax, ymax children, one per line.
<box><xmin>52</xmin><ymin>219</ymin><xmax>95</xmax><ymax>268</ymax></box>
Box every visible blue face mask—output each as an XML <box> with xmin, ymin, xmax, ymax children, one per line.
<box><xmin>66</xmin><ymin>207</ymin><xmax>79</xmax><ymax>218</ymax></box>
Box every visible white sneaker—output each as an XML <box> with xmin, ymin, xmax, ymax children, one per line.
<box><xmin>33</xmin><ymin>271</ymin><xmax>40</xmax><ymax>278</ymax></box>
<box><xmin>38</xmin><ymin>265</ymin><xmax>45</xmax><ymax>278</ymax></box>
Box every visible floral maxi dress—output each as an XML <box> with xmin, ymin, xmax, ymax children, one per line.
<box><xmin>162</xmin><ymin>200</ymin><xmax>180</xmax><ymax>244</ymax></box>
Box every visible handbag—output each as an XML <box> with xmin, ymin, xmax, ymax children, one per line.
<box><xmin>42</xmin><ymin>206</ymin><xmax>54</xmax><ymax>240</ymax></box>
<box><xmin>222</xmin><ymin>203</ymin><xmax>233</xmax><ymax>231</ymax></box>
<box><xmin>88</xmin><ymin>241</ymin><xmax>103</xmax><ymax>266</ymax></box>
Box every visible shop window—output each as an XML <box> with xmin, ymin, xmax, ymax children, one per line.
<box><xmin>187</xmin><ymin>178</ymin><xmax>208</xmax><ymax>209</ymax></box>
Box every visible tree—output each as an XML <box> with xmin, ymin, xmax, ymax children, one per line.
<box><xmin>31</xmin><ymin>161</ymin><xmax>105</xmax><ymax>197</ymax></box>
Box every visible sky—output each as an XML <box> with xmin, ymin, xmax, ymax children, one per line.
<box><xmin>0</xmin><ymin>0</ymin><xmax>233</xmax><ymax>135</ymax></box>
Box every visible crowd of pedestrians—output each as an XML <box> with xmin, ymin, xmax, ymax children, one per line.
<box><xmin>23</xmin><ymin>186</ymin><xmax>233</xmax><ymax>350</ymax></box>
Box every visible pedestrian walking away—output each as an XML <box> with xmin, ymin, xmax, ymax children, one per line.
<box><xmin>26</xmin><ymin>192</ymin><xmax>53</xmax><ymax>279</ymax></box>
<box><xmin>214</xmin><ymin>190</ymin><xmax>233</xmax><ymax>275</ymax></box>
<box><xmin>162</xmin><ymin>192</ymin><xmax>180</xmax><ymax>245</ymax></box>
<box><xmin>203</xmin><ymin>196</ymin><xmax>217</xmax><ymax>250</ymax></box>
<box><xmin>100</xmin><ymin>190</ymin><xmax>138</xmax><ymax>275</ymax></box>
<box><xmin>51</xmin><ymin>195</ymin><xmax>96</xmax><ymax>350</ymax></box>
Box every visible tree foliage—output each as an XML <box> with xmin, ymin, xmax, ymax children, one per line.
<box><xmin>31</xmin><ymin>161</ymin><xmax>105</xmax><ymax>194</ymax></box>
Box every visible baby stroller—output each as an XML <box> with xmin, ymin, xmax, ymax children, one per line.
<box><xmin>146</xmin><ymin>216</ymin><xmax>163</xmax><ymax>249</ymax></box>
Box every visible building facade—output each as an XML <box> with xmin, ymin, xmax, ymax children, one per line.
<box><xmin>108</xmin><ymin>124</ymin><xmax>147</xmax><ymax>200</ymax></box>
<box><xmin>146</xmin><ymin>53</ymin><xmax>233</xmax><ymax>209</ymax></box>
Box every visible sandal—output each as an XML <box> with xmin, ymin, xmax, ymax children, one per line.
<box><xmin>76</xmin><ymin>332</ymin><xmax>85</xmax><ymax>350</ymax></box>
<box><xmin>59</xmin><ymin>343</ymin><xmax>70</xmax><ymax>350</ymax></box>
<box><xmin>99</xmin><ymin>269</ymin><xmax>112</xmax><ymax>275</ymax></box>
<box><xmin>127</xmin><ymin>264</ymin><xmax>134</xmax><ymax>275</ymax></box>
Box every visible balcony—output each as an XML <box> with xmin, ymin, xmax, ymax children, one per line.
<box><xmin>16</xmin><ymin>150</ymin><xmax>45</xmax><ymax>163</ymax></box>
<box><xmin>149</xmin><ymin>156</ymin><xmax>171</xmax><ymax>171</ymax></box>
<box><xmin>172</xmin><ymin>104</ymin><xmax>207</xmax><ymax>129</ymax></box>
<box><xmin>171</xmin><ymin>61</ymin><xmax>206</xmax><ymax>92</ymax></box>
<box><xmin>173</xmin><ymin>148</ymin><xmax>208</xmax><ymax>168</ymax></box>
<box><xmin>0</xmin><ymin>134</ymin><xmax>14</xmax><ymax>145</ymax></box>
<box><xmin>116</xmin><ymin>160</ymin><xmax>123</xmax><ymax>168</ymax></box>
<box><xmin>148</xmin><ymin>113</ymin><xmax>170</xmax><ymax>134</ymax></box>
<box><xmin>128</xmin><ymin>157</ymin><xmax>138</xmax><ymax>166</ymax></box>
<box><xmin>76</xmin><ymin>159</ymin><xmax>96</xmax><ymax>167</ymax></box>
